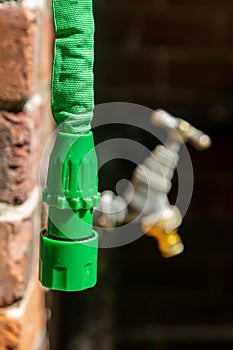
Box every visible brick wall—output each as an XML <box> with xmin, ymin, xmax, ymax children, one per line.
<box><xmin>94</xmin><ymin>1</ymin><xmax>233</xmax><ymax>349</ymax></box>
<box><xmin>51</xmin><ymin>1</ymin><xmax>233</xmax><ymax>350</ymax></box>
<box><xmin>0</xmin><ymin>1</ymin><xmax>53</xmax><ymax>349</ymax></box>
<box><xmin>95</xmin><ymin>0</ymin><xmax>233</xmax><ymax>125</ymax></box>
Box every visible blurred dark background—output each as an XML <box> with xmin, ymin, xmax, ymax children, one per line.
<box><xmin>49</xmin><ymin>1</ymin><xmax>233</xmax><ymax>349</ymax></box>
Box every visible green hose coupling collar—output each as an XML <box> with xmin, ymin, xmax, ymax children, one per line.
<box><xmin>40</xmin><ymin>130</ymin><xmax>100</xmax><ymax>291</ymax></box>
<box><xmin>40</xmin><ymin>230</ymin><xmax>98</xmax><ymax>291</ymax></box>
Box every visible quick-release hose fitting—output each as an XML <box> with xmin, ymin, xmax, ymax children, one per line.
<box><xmin>39</xmin><ymin>0</ymin><xmax>98</xmax><ymax>291</ymax></box>
<box><xmin>39</xmin><ymin>131</ymin><xmax>100</xmax><ymax>291</ymax></box>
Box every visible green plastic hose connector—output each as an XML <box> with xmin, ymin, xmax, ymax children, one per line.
<box><xmin>39</xmin><ymin>0</ymin><xmax>99</xmax><ymax>291</ymax></box>
<box><xmin>40</xmin><ymin>131</ymin><xmax>100</xmax><ymax>291</ymax></box>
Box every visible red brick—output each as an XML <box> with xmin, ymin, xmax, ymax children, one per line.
<box><xmin>96</xmin><ymin>16</ymin><xmax>131</xmax><ymax>45</ymax></box>
<box><xmin>169</xmin><ymin>0</ymin><xmax>233</xmax><ymax>7</ymax></box>
<box><xmin>98</xmin><ymin>0</ymin><xmax>170</xmax><ymax>20</ymax></box>
<box><xmin>38</xmin><ymin>9</ymin><xmax>54</xmax><ymax>89</ymax></box>
<box><xmin>0</xmin><ymin>278</ymin><xmax>46</xmax><ymax>350</ymax></box>
<box><xmin>101</xmin><ymin>0</ymin><xmax>154</xmax><ymax>3</ymax></box>
<box><xmin>191</xmin><ymin>138</ymin><xmax>233</xmax><ymax>172</ymax></box>
<box><xmin>142</xmin><ymin>15</ymin><xmax>214</xmax><ymax>47</ymax></box>
<box><xmin>0</xmin><ymin>103</ymin><xmax>51</xmax><ymax>205</ymax></box>
<box><xmin>97</xmin><ymin>56</ymin><xmax>156</xmax><ymax>86</ymax></box>
<box><xmin>170</xmin><ymin>62</ymin><xmax>233</xmax><ymax>90</ymax></box>
<box><xmin>0</xmin><ymin>7</ymin><xmax>37</xmax><ymax>110</ymax></box>
<box><xmin>227</xmin><ymin>21</ymin><xmax>233</xmax><ymax>46</ymax></box>
<box><xmin>0</xmin><ymin>204</ymin><xmax>41</xmax><ymax>307</ymax></box>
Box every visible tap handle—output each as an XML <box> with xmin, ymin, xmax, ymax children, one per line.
<box><xmin>151</xmin><ymin>109</ymin><xmax>178</xmax><ymax>129</ymax></box>
<box><xmin>151</xmin><ymin>109</ymin><xmax>211</xmax><ymax>150</ymax></box>
<box><xmin>177</xmin><ymin>119</ymin><xmax>211</xmax><ymax>150</ymax></box>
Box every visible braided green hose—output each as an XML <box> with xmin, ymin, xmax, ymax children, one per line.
<box><xmin>39</xmin><ymin>0</ymin><xmax>99</xmax><ymax>291</ymax></box>
<box><xmin>52</xmin><ymin>0</ymin><xmax>95</xmax><ymax>133</ymax></box>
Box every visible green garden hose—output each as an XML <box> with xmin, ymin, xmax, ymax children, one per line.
<box><xmin>39</xmin><ymin>0</ymin><xmax>100</xmax><ymax>291</ymax></box>
<box><xmin>52</xmin><ymin>0</ymin><xmax>95</xmax><ymax>133</ymax></box>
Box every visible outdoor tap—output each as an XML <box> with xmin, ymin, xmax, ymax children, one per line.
<box><xmin>133</xmin><ymin>109</ymin><xmax>211</xmax><ymax>257</ymax></box>
<box><xmin>95</xmin><ymin>110</ymin><xmax>211</xmax><ymax>258</ymax></box>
